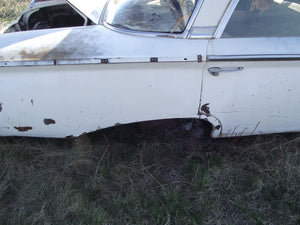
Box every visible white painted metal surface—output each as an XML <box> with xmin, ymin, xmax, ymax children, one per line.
<box><xmin>0</xmin><ymin>23</ymin><xmax>208</xmax><ymax>137</ymax></box>
<box><xmin>200</xmin><ymin>37</ymin><xmax>300</xmax><ymax>137</ymax></box>
<box><xmin>0</xmin><ymin>62</ymin><xmax>204</xmax><ymax>137</ymax></box>
<box><xmin>1</xmin><ymin>0</ymin><xmax>300</xmax><ymax>138</ymax></box>
<box><xmin>0</xmin><ymin>25</ymin><xmax>203</xmax><ymax>62</ymax></box>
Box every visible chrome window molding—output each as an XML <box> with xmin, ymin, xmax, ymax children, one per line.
<box><xmin>214</xmin><ymin>0</ymin><xmax>239</xmax><ymax>38</ymax></box>
<box><xmin>98</xmin><ymin>0</ymin><xmax>110</xmax><ymax>24</ymax></box>
<box><xmin>188</xmin><ymin>26</ymin><xmax>216</xmax><ymax>39</ymax></box>
<box><xmin>184</xmin><ymin>0</ymin><xmax>205</xmax><ymax>38</ymax></box>
<box><xmin>208</xmin><ymin>54</ymin><xmax>300</xmax><ymax>61</ymax></box>
<box><xmin>100</xmin><ymin>0</ymin><xmax>204</xmax><ymax>39</ymax></box>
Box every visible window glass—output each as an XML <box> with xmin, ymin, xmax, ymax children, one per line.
<box><xmin>104</xmin><ymin>0</ymin><xmax>197</xmax><ymax>33</ymax></box>
<box><xmin>222</xmin><ymin>0</ymin><xmax>300</xmax><ymax>37</ymax></box>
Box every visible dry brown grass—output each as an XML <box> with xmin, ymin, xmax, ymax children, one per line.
<box><xmin>0</xmin><ymin>0</ymin><xmax>31</xmax><ymax>29</ymax></box>
<box><xmin>0</xmin><ymin>127</ymin><xmax>299</xmax><ymax>224</ymax></box>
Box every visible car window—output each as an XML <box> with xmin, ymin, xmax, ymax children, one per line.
<box><xmin>222</xmin><ymin>0</ymin><xmax>300</xmax><ymax>37</ymax></box>
<box><xmin>103</xmin><ymin>0</ymin><xmax>197</xmax><ymax>33</ymax></box>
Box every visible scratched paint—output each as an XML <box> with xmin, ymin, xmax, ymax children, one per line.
<box><xmin>44</xmin><ymin>119</ymin><xmax>56</xmax><ymax>125</ymax></box>
<box><xmin>0</xmin><ymin>62</ymin><xmax>204</xmax><ymax>138</ymax></box>
<box><xmin>14</xmin><ymin>126</ymin><xmax>33</xmax><ymax>132</ymax></box>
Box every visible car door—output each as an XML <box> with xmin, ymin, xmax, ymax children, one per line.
<box><xmin>200</xmin><ymin>0</ymin><xmax>300</xmax><ymax>137</ymax></box>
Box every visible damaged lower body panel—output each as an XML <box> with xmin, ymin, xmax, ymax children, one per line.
<box><xmin>0</xmin><ymin>62</ymin><xmax>203</xmax><ymax>138</ymax></box>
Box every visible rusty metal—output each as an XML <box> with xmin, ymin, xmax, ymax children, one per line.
<box><xmin>44</xmin><ymin>119</ymin><xmax>56</xmax><ymax>125</ymax></box>
<box><xmin>215</xmin><ymin>125</ymin><xmax>221</xmax><ymax>130</ymax></box>
<box><xmin>14</xmin><ymin>126</ymin><xmax>33</xmax><ymax>132</ymax></box>
<box><xmin>200</xmin><ymin>103</ymin><xmax>210</xmax><ymax>115</ymax></box>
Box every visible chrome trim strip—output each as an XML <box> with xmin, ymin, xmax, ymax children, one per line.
<box><xmin>103</xmin><ymin>23</ymin><xmax>186</xmax><ymax>39</ymax></box>
<box><xmin>101</xmin><ymin>0</ymin><xmax>204</xmax><ymax>39</ymax></box>
<box><xmin>208</xmin><ymin>54</ymin><xmax>300</xmax><ymax>61</ymax></box>
<box><xmin>214</xmin><ymin>0</ymin><xmax>239</xmax><ymax>38</ymax></box>
<box><xmin>0</xmin><ymin>56</ymin><xmax>200</xmax><ymax>67</ymax></box>
<box><xmin>188</xmin><ymin>26</ymin><xmax>216</xmax><ymax>39</ymax></box>
<box><xmin>0</xmin><ymin>60</ymin><xmax>55</xmax><ymax>67</ymax></box>
<box><xmin>98</xmin><ymin>0</ymin><xmax>110</xmax><ymax>25</ymax></box>
<box><xmin>184</xmin><ymin>0</ymin><xmax>205</xmax><ymax>38</ymax></box>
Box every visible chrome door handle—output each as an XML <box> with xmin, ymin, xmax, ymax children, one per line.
<box><xmin>208</xmin><ymin>66</ymin><xmax>244</xmax><ymax>76</ymax></box>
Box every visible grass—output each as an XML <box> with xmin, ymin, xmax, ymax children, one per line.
<box><xmin>0</xmin><ymin>127</ymin><xmax>299</xmax><ymax>224</ymax></box>
<box><xmin>0</xmin><ymin>2</ymin><xmax>300</xmax><ymax>224</ymax></box>
<box><xmin>0</xmin><ymin>0</ymin><xmax>31</xmax><ymax>29</ymax></box>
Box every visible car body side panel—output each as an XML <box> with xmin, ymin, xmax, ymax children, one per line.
<box><xmin>0</xmin><ymin>4</ymin><xmax>210</xmax><ymax>138</ymax></box>
<box><xmin>0</xmin><ymin>62</ymin><xmax>203</xmax><ymax>137</ymax></box>
<box><xmin>0</xmin><ymin>26</ymin><xmax>205</xmax><ymax>62</ymax></box>
<box><xmin>201</xmin><ymin>37</ymin><xmax>300</xmax><ymax>137</ymax></box>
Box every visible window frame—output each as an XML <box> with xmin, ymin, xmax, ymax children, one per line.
<box><xmin>214</xmin><ymin>0</ymin><xmax>240</xmax><ymax>38</ymax></box>
<box><xmin>100</xmin><ymin>0</ymin><xmax>204</xmax><ymax>38</ymax></box>
<box><xmin>215</xmin><ymin>0</ymin><xmax>300</xmax><ymax>38</ymax></box>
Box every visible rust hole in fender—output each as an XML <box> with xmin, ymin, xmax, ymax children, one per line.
<box><xmin>44</xmin><ymin>119</ymin><xmax>56</xmax><ymax>125</ymax></box>
<box><xmin>215</xmin><ymin>125</ymin><xmax>221</xmax><ymax>130</ymax></box>
<box><xmin>14</xmin><ymin>126</ymin><xmax>33</xmax><ymax>132</ymax></box>
<box><xmin>201</xmin><ymin>103</ymin><xmax>210</xmax><ymax>115</ymax></box>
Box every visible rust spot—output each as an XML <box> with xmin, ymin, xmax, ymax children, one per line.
<box><xmin>31</xmin><ymin>99</ymin><xmax>34</xmax><ymax>106</ymax></box>
<box><xmin>0</xmin><ymin>103</ymin><xmax>2</xmax><ymax>112</ymax></box>
<box><xmin>201</xmin><ymin>103</ymin><xmax>211</xmax><ymax>115</ymax></box>
<box><xmin>14</xmin><ymin>126</ymin><xmax>33</xmax><ymax>132</ymax></box>
<box><xmin>44</xmin><ymin>119</ymin><xmax>56</xmax><ymax>125</ymax></box>
<box><xmin>19</xmin><ymin>49</ymin><xmax>47</xmax><ymax>60</ymax></box>
<box><xmin>215</xmin><ymin>125</ymin><xmax>221</xmax><ymax>130</ymax></box>
<box><xmin>115</xmin><ymin>123</ymin><xmax>121</xmax><ymax>126</ymax></box>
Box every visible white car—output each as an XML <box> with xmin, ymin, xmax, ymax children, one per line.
<box><xmin>0</xmin><ymin>0</ymin><xmax>299</xmax><ymax>138</ymax></box>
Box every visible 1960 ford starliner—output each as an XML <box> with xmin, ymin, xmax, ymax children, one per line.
<box><xmin>0</xmin><ymin>0</ymin><xmax>299</xmax><ymax>138</ymax></box>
